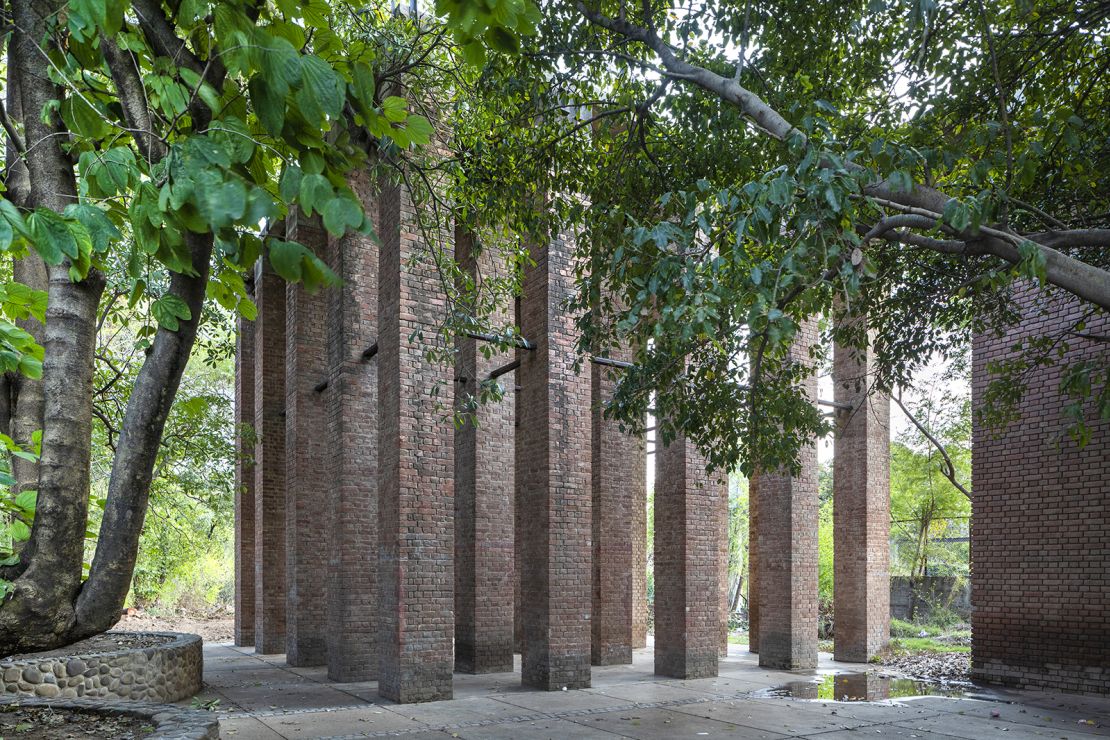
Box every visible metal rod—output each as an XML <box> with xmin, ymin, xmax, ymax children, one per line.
<box><xmin>590</xmin><ymin>355</ymin><xmax>635</xmax><ymax>369</ymax></box>
<box><xmin>361</xmin><ymin>342</ymin><xmax>379</xmax><ymax>361</ymax></box>
<box><xmin>313</xmin><ymin>379</ymin><xmax>328</xmax><ymax>393</ymax></box>
<box><xmin>466</xmin><ymin>331</ymin><xmax>535</xmax><ymax>351</ymax></box>
<box><xmin>488</xmin><ymin>358</ymin><xmax>522</xmax><ymax>380</ymax></box>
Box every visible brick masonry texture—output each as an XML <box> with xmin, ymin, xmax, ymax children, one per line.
<box><xmin>590</xmin><ymin>344</ymin><xmax>644</xmax><ymax>666</ymax></box>
<box><xmin>454</xmin><ymin>227</ymin><xmax>516</xmax><ymax>675</ymax></box>
<box><xmin>833</xmin><ymin>321</ymin><xmax>891</xmax><ymax>663</ymax></box>
<box><xmin>517</xmin><ymin>230</ymin><xmax>593</xmax><ymax>691</ymax></box>
<box><xmin>654</xmin><ymin>433</ymin><xmax>721</xmax><ymax>679</ymax></box>
<box><xmin>718</xmin><ymin>477</ymin><xmax>730</xmax><ymax>657</ymax></box>
<box><xmin>747</xmin><ymin>463</ymin><xmax>760</xmax><ymax>655</ymax></box>
<box><xmin>632</xmin><ymin>470</ymin><xmax>648</xmax><ymax>650</ymax></box>
<box><xmin>972</xmin><ymin>286</ymin><xmax>1109</xmax><ymax>694</ymax></box>
<box><xmin>324</xmin><ymin>167</ymin><xmax>381</xmax><ymax>683</ymax></box>
<box><xmin>284</xmin><ymin>211</ymin><xmax>330</xmax><ymax>667</ymax></box>
<box><xmin>377</xmin><ymin>179</ymin><xmax>455</xmax><ymax>703</ymax></box>
<box><xmin>234</xmin><ymin>308</ymin><xmax>255</xmax><ymax>648</ymax></box>
<box><xmin>252</xmin><ymin>252</ymin><xmax>287</xmax><ymax>655</ymax></box>
<box><xmin>753</xmin><ymin>317</ymin><xmax>819</xmax><ymax>670</ymax></box>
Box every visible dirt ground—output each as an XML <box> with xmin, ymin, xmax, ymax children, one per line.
<box><xmin>116</xmin><ymin>609</ymin><xmax>234</xmax><ymax>643</ymax></box>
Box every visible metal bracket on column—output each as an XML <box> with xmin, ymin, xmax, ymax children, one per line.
<box><xmin>488</xmin><ymin>358</ymin><xmax>522</xmax><ymax>380</ymax></box>
<box><xmin>314</xmin><ymin>379</ymin><xmax>329</xmax><ymax>393</ymax></box>
<box><xmin>361</xmin><ymin>342</ymin><xmax>379</xmax><ymax>361</ymax></box>
<box><xmin>466</xmin><ymin>331</ymin><xmax>535</xmax><ymax>351</ymax></box>
<box><xmin>591</xmin><ymin>355</ymin><xmax>635</xmax><ymax>369</ymax></box>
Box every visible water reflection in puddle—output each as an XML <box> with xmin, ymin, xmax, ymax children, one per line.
<box><xmin>755</xmin><ymin>672</ymin><xmax>972</xmax><ymax>702</ymax></box>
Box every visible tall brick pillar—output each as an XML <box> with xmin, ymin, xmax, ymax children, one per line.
<box><xmin>454</xmin><ymin>227</ymin><xmax>515</xmax><ymax>674</ymax></box>
<box><xmin>591</xmin><ymin>351</ymin><xmax>644</xmax><ymax>666</ymax></box>
<box><xmin>284</xmin><ymin>212</ymin><xmax>330</xmax><ymax>667</ymax></box>
<box><xmin>517</xmin><ymin>230</ymin><xmax>592</xmax><ymax>691</ymax></box>
<box><xmin>632</xmin><ymin>474</ymin><xmax>648</xmax><ymax>650</ymax></box>
<box><xmin>325</xmin><ymin>167</ymin><xmax>380</xmax><ymax>682</ymax></box>
<box><xmin>747</xmin><ymin>475</ymin><xmax>759</xmax><ymax>654</ymax></box>
<box><xmin>718</xmin><ymin>480</ymin><xmax>730</xmax><ymax>657</ymax></box>
<box><xmin>753</xmin><ymin>318</ymin><xmax>820</xmax><ymax>669</ymax></box>
<box><xmin>654</xmin><ymin>433</ymin><xmax>720</xmax><ymax>679</ymax></box>
<box><xmin>377</xmin><ymin>180</ymin><xmax>454</xmax><ymax>703</ymax></box>
<box><xmin>234</xmin><ymin>305</ymin><xmax>256</xmax><ymax>647</ymax></box>
<box><xmin>253</xmin><ymin>251</ymin><xmax>287</xmax><ymax>654</ymax></box>
<box><xmin>833</xmin><ymin>321</ymin><xmax>890</xmax><ymax>663</ymax></box>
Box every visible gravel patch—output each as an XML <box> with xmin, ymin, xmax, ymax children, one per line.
<box><xmin>0</xmin><ymin>702</ymin><xmax>154</xmax><ymax>738</ymax></box>
<box><xmin>881</xmin><ymin>651</ymin><xmax>971</xmax><ymax>684</ymax></box>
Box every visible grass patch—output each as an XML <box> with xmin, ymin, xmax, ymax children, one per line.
<box><xmin>889</xmin><ymin>636</ymin><xmax>970</xmax><ymax>654</ymax></box>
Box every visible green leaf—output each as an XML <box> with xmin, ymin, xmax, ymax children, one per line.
<box><xmin>943</xmin><ymin>199</ymin><xmax>971</xmax><ymax>232</ymax></box>
<box><xmin>268</xmin><ymin>238</ymin><xmax>306</xmax><ymax>281</ymax></box>
<box><xmin>151</xmin><ymin>294</ymin><xmax>192</xmax><ymax>332</ymax></box>
<box><xmin>299</xmin><ymin>174</ymin><xmax>333</xmax><ymax>216</ymax></box>
<box><xmin>27</xmin><ymin>209</ymin><xmax>78</xmax><ymax>265</ymax></box>
<box><xmin>297</xmin><ymin>56</ymin><xmax>345</xmax><ymax>122</ymax></box>
<box><xmin>250</xmin><ymin>74</ymin><xmax>286</xmax><ymax>136</ymax></box>
<box><xmin>322</xmin><ymin>194</ymin><xmax>363</xmax><ymax>236</ymax></box>
<box><xmin>63</xmin><ymin>204</ymin><xmax>120</xmax><ymax>253</ymax></box>
<box><xmin>381</xmin><ymin>96</ymin><xmax>408</xmax><ymax>123</ymax></box>
<box><xmin>406</xmin><ymin>115</ymin><xmax>434</xmax><ymax>146</ymax></box>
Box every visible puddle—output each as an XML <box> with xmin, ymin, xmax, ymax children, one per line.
<box><xmin>754</xmin><ymin>672</ymin><xmax>973</xmax><ymax>702</ymax></box>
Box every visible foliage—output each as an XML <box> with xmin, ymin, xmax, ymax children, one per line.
<box><xmin>445</xmin><ymin>0</ymin><xmax>1110</xmax><ymax>477</ymax></box>
<box><xmin>890</xmin><ymin>376</ymin><xmax>972</xmax><ymax>582</ymax></box>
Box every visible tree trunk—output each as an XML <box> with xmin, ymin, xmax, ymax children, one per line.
<box><xmin>76</xmin><ymin>233</ymin><xmax>212</xmax><ymax>631</ymax></box>
<box><xmin>0</xmin><ymin>0</ymin><xmax>217</xmax><ymax>655</ymax></box>
<box><xmin>0</xmin><ymin>0</ymin><xmax>105</xmax><ymax>655</ymax></box>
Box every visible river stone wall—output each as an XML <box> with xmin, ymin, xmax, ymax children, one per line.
<box><xmin>0</xmin><ymin>632</ymin><xmax>202</xmax><ymax>702</ymax></box>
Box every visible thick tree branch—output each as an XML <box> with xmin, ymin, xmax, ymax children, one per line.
<box><xmin>576</xmin><ymin>4</ymin><xmax>1110</xmax><ymax>311</ymax></box>
<box><xmin>101</xmin><ymin>37</ymin><xmax>167</xmax><ymax>163</ymax></box>
<box><xmin>76</xmin><ymin>232</ymin><xmax>213</xmax><ymax>630</ymax></box>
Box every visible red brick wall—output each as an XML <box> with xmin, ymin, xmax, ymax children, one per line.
<box><xmin>252</xmin><ymin>253</ymin><xmax>287</xmax><ymax>655</ymax></box>
<box><xmin>833</xmin><ymin>322</ymin><xmax>891</xmax><ymax>663</ymax></box>
<box><xmin>284</xmin><ymin>211</ymin><xmax>330</xmax><ymax>666</ymax></box>
<box><xmin>377</xmin><ymin>180</ymin><xmax>455</xmax><ymax>702</ymax></box>
<box><xmin>753</xmin><ymin>317</ymin><xmax>819</xmax><ymax>669</ymax></box>
<box><xmin>517</xmin><ymin>230</ymin><xmax>593</xmax><ymax>690</ymax></box>
<box><xmin>632</xmin><ymin>461</ymin><xmax>648</xmax><ymax>650</ymax></box>
<box><xmin>234</xmin><ymin>307</ymin><xmax>255</xmax><ymax>648</ymax></box>
<box><xmin>591</xmin><ymin>349</ymin><xmax>644</xmax><ymax>666</ymax></box>
<box><xmin>325</xmin><ymin>167</ymin><xmax>380</xmax><ymax>682</ymax></box>
<box><xmin>972</xmin><ymin>287</ymin><xmax>1110</xmax><ymax>694</ymax></box>
<box><xmin>718</xmin><ymin>478</ymin><xmax>730</xmax><ymax>657</ymax></box>
<box><xmin>748</xmin><ymin>471</ymin><xmax>760</xmax><ymax>655</ymax></box>
<box><xmin>454</xmin><ymin>227</ymin><xmax>516</xmax><ymax>674</ymax></box>
<box><xmin>654</xmin><ymin>433</ymin><xmax>721</xmax><ymax>679</ymax></box>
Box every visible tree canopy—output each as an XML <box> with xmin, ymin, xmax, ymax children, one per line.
<box><xmin>0</xmin><ymin>0</ymin><xmax>1106</xmax><ymax>652</ymax></box>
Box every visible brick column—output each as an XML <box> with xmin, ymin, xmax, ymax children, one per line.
<box><xmin>284</xmin><ymin>212</ymin><xmax>330</xmax><ymax>667</ymax></box>
<box><xmin>454</xmin><ymin>227</ymin><xmax>515</xmax><ymax>674</ymax></box>
<box><xmin>591</xmin><ymin>351</ymin><xmax>643</xmax><ymax>666</ymax></box>
<box><xmin>747</xmin><ymin>473</ymin><xmax>760</xmax><ymax>654</ymax></box>
<box><xmin>718</xmin><ymin>480</ymin><xmax>730</xmax><ymax>657</ymax></box>
<box><xmin>253</xmin><ymin>253</ymin><xmax>287</xmax><ymax>655</ymax></box>
<box><xmin>632</xmin><ymin>478</ymin><xmax>647</xmax><ymax>650</ymax></box>
<box><xmin>234</xmin><ymin>307</ymin><xmax>256</xmax><ymax>647</ymax></box>
<box><xmin>833</xmin><ymin>321</ymin><xmax>890</xmax><ymax>663</ymax></box>
<box><xmin>377</xmin><ymin>180</ymin><xmax>454</xmax><ymax>703</ymax></box>
<box><xmin>654</xmin><ymin>433</ymin><xmax>720</xmax><ymax>679</ymax></box>
<box><xmin>753</xmin><ymin>318</ymin><xmax>819</xmax><ymax>669</ymax></box>
<box><xmin>517</xmin><ymin>230</ymin><xmax>592</xmax><ymax>691</ymax></box>
<box><xmin>325</xmin><ymin>168</ymin><xmax>380</xmax><ymax>682</ymax></box>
